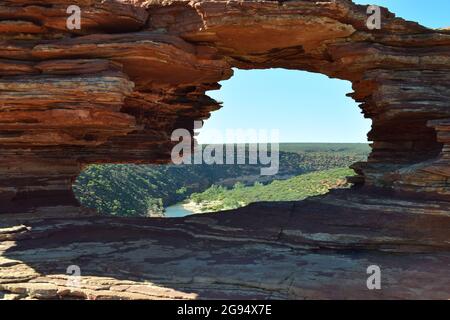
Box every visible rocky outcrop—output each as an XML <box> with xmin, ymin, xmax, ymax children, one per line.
<box><xmin>0</xmin><ymin>0</ymin><xmax>449</xmax><ymax>212</ymax></box>
<box><xmin>0</xmin><ymin>0</ymin><xmax>449</xmax><ymax>300</ymax></box>
<box><xmin>1</xmin><ymin>190</ymin><xmax>449</xmax><ymax>299</ymax></box>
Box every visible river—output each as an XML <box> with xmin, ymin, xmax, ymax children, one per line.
<box><xmin>164</xmin><ymin>204</ymin><xmax>195</xmax><ymax>218</ymax></box>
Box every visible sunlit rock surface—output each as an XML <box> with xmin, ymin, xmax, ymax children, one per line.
<box><xmin>0</xmin><ymin>0</ymin><xmax>450</xmax><ymax>211</ymax></box>
<box><xmin>0</xmin><ymin>0</ymin><xmax>449</xmax><ymax>299</ymax></box>
<box><xmin>1</xmin><ymin>190</ymin><xmax>449</xmax><ymax>299</ymax></box>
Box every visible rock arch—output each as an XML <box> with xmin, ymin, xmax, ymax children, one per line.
<box><xmin>1</xmin><ymin>1</ymin><xmax>450</xmax><ymax>300</ymax></box>
<box><xmin>0</xmin><ymin>0</ymin><xmax>450</xmax><ymax>213</ymax></box>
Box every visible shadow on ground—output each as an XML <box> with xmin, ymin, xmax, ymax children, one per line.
<box><xmin>1</xmin><ymin>190</ymin><xmax>449</xmax><ymax>299</ymax></box>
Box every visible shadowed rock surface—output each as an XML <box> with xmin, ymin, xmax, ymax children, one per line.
<box><xmin>0</xmin><ymin>0</ymin><xmax>449</xmax><ymax>299</ymax></box>
<box><xmin>1</xmin><ymin>191</ymin><xmax>449</xmax><ymax>299</ymax></box>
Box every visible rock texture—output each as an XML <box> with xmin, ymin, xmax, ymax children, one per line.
<box><xmin>0</xmin><ymin>0</ymin><xmax>449</xmax><ymax>212</ymax></box>
<box><xmin>0</xmin><ymin>0</ymin><xmax>449</xmax><ymax>300</ymax></box>
<box><xmin>1</xmin><ymin>190</ymin><xmax>449</xmax><ymax>300</ymax></box>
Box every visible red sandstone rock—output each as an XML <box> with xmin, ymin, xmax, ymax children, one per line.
<box><xmin>0</xmin><ymin>191</ymin><xmax>449</xmax><ymax>300</ymax></box>
<box><xmin>0</xmin><ymin>0</ymin><xmax>449</xmax><ymax>212</ymax></box>
<box><xmin>0</xmin><ymin>0</ymin><xmax>449</xmax><ymax>300</ymax></box>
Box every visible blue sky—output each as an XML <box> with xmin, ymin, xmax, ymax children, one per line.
<box><xmin>198</xmin><ymin>1</ymin><xmax>449</xmax><ymax>144</ymax></box>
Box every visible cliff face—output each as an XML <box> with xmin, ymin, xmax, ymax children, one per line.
<box><xmin>0</xmin><ymin>1</ymin><xmax>450</xmax><ymax>300</ymax></box>
<box><xmin>0</xmin><ymin>0</ymin><xmax>450</xmax><ymax>212</ymax></box>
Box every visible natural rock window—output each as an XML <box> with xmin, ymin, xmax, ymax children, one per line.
<box><xmin>0</xmin><ymin>0</ymin><xmax>449</xmax><ymax>301</ymax></box>
<box><xmin>1</xmin><ymin>0</ymin><xmax>449</xmax><ymax>214</ymax></box>
<box><xmin>73</xmin><ymin>69</ymin><xmax>372</xmax><ymax>217</ymax></box>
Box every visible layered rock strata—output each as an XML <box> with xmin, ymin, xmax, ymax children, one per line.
<box><xmin>0</xmin><ymin>0</ymin><xmax>449</xmax><ymax>212</ymax></box>
<box><xmin>0</xmin><ymin>1</ymin><xmax>449</xmax><ymax>300</ymax></box>
<box><xmin>1</xmin><ymin>190</ymin><xmax>449</xmax><ymax>299</ymax></box>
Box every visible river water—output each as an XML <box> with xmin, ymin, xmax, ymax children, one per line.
<box><xmin>164</xmin><ymin>204</ymin><xmax>195</xmax><ymax>218</ymax></box>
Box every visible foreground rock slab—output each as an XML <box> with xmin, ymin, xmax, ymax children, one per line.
<box><xmin>1</xmin><ymin>192</ymin><xmax>449</xmax><ymax>300</ymax></box>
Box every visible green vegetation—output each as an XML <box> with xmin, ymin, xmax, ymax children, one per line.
<box><xmin>74</xmin><ymin>164</ymin><xmax>206</xmax><ymax>216</ymax></box>
<box><xmin>280</xmin><ymin>143</ymin><xmax>369</xmax><ymax>172</ymax></box>
<box><xmin>279</xmin><ymin>143</ymin><xmax>370</xmax><ymax>154</ymax></box>
<box><xmin>188</xmin><ymin>168</ymin><xmax>354</xmax><ymax>212</ymax></box>
<box><xmin>73</xmin><ymin>143</ymin><xmax>369</xmax><ymax>216</ymax></box>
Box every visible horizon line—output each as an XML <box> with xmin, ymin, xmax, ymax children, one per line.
<box><xmin>196</xmin><ymin>141</ymin><xmax>371</xmax><ymax>145</ymax></box>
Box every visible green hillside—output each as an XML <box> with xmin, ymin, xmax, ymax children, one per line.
<box><xmin>73</xmin><ymin>143</ymin><xmax>369</xmax><ymax>216</ymax></box>
<box><xmin>187</xmin><ymin>168</ymin><xmax>354</xmax><ymax>213</ymax></box>
<box><xmin>279</xmin><ymin>143</ymin><xmax>370</xmax><ymax>154</ymax></box>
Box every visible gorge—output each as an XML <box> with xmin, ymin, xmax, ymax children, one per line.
<box><xmin>0</xmin><ymin>0</ymin><xmax>449</xmax><ymax>299</ymax></box>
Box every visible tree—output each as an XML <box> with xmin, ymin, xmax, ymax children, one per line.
<box><xmin>145</xmin><ymin>197</ymin><xmax>164</xmax><ymax>217</ymax></box>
